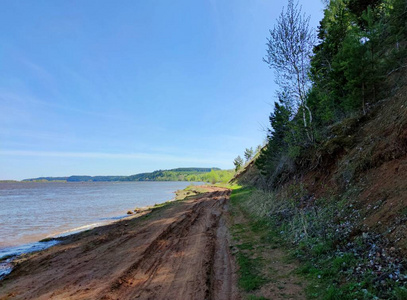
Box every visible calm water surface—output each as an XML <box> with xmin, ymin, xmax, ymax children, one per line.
<box><xmin>0</xmin><ymin>181</ymin><xmax>195</xmax><ymax>249</ymax></box>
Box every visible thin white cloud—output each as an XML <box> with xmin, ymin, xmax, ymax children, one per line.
<box><xmin>19</xmin><ymin>58</ymin><xmax>55</xmax><ymax>86</ymax></box>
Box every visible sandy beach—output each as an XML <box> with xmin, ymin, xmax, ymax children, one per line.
<box><xmin>0</xmin><ymin>186</ymin><xmax>239</xmax><ymax>300</ymax></box>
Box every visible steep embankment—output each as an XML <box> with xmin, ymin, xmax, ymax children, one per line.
<box><xmin>307</xmin><ymin>84</ymin><xmax>407</xmax><ymax>253</ymax></box>
<box><xmin>238</xmin><ymin>82</ymin><xmax>407</xmax><ymax>253</ymax></box>
<box><xmin>0</xmin><ymin>187</ymin><xmax>239</xmax><ymax>300</ymax></box>
<box><xmin>233</xmin><ymin>80</ymin><xmax>407</xmax><ymax>298</ymax></box>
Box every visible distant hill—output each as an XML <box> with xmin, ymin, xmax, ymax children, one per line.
<box><xmin>22</xmin><ymin>175</ymin><xmax>127</xmax><ymax>182</ymax></box>
<box><xmin>22</xmin><ymin>167</ymin><xmax>226</xmax><ymax>183</ymax></box>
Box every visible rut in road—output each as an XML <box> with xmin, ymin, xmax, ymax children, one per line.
<box><xmin>98</xmin><ymin>189</ymin><xmax>238</xmax><ymax>300</ymax></box>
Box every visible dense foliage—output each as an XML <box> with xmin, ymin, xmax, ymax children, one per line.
<box><xmin>256</xmin><ymin>0</ymin><xmax>407</xmax><ymax>186</ymax></box>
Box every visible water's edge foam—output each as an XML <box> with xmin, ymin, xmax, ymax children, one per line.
<box><xmin>0</xmin><ymin>240</ymin><xmax>59</xmax><ymax>279</ymax></box>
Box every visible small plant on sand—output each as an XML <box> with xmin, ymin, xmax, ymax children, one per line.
<box><xmin>39</xmin><ymin>237</ymin><xmax>55</xmax><ymax>242</ymax></box>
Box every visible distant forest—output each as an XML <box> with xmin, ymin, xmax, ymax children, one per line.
<box><xmin>23</xmin><ymin>168</ymin><xmax>234</xmax><ymax>184</ymax></box>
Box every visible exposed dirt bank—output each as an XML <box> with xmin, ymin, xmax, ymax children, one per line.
<box><xmin>0</xmin><ymin>186</ymin><xmax>240</xmax><ymax>300</ymax></box>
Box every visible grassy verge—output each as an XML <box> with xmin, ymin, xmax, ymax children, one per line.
<box><xmin>231</xmin><ymin>188</ymin><xmax>267</xmax><ymax>292</ymax></box>
<box><xmin>229</xmin><ymin>187</ymin><xmax>305</xmax><ymax>300</ymax></box>
<box><xmin>230</xmin><ymin>185</ymin><xmax>407</xmax><ymax>299</ymax></box>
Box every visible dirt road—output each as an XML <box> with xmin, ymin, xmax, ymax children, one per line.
<box><xmin>0</xmin><ymin>187</ymin><xmax>239</xmax><ymax>300</ymax></box>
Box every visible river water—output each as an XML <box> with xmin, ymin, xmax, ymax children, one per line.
<box><xmin>0</xmin><ymin>181</ymin><xmax>195</xmax><ymax>252</ymax></box>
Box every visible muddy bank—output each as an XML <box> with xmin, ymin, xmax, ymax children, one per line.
<box><xmin>0</xmin><ymin>186</ymin><xmax>239</xmax><ymax>300</ymax></box>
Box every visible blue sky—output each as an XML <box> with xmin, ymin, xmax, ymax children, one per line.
<box><xmin>0</xmin><ymin>1</ymin><xmax>324</xmax><ymax>180</ymax></box>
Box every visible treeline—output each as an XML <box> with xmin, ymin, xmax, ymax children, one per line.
<box><xmin>256</xmin><ymin>0</ymin><xmax>407</xmax><ymax>187</ymax></box>
<box><xmin>23</xmin><ymin>175</ymin><xmax>127</xmax><ymax>182</ymax></box>
<box><xmin>22</xmin><ymin>168</ymin><xmax>234</xmax><ymax>184</ymax></box>
<box><xmin>126</xmin><ymin>168</ymin><xmax>233</xmax><ymax>183</ymax></box>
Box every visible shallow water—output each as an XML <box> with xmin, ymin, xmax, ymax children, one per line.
<box><xmin>0</xmin><ymin>240</ymin><xmax>59</xmax><ymax>278</ymax></box>
<box><xmin>0</xmin><ymin>181</ymin><xmax>195</xmax><ymax>250</ymax></box>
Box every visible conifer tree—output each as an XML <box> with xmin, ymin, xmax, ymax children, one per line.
<box><xmin>233</xmin><ymin>156</ymin><xmax>244</xmax><ymax>172</ymax></box>
<box><xmin>244</xmin><ymin>148</ymin><xmax>254</xmax><ymax>162</ymax></box>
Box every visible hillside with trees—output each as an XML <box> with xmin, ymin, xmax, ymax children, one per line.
<box><xmin>23</xmin><ymin>168</ymin><xmax>234</xmax><ymax>184</ymax></box>
<box><xmin>255</xmin><ymin>0</ymin><xmax>406</xmax><ymax>187</ymax></box>
<box><xmin>232</xmin><ymin>0</ymin><xmax>407</xmax><ymax>298</ymax></box>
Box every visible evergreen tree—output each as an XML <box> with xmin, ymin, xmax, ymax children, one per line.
<box><xmin>310</xmin><ymin>0</ymin><xmax>351</xmax><ymax>122</ymax></box>
<box><xmin>233</xmin><ymin>156</ymin><xmax>244</xmax><ymax>172</ymax></box>
<box><xmin>244</xmin><ymin>148</ymin><xmax>254</xmax><ymax>162</ymax></box>
<box><xmin>256</xmin><ymin>93</ymin><xmax>293</xmax><ymax>180</ymax></box>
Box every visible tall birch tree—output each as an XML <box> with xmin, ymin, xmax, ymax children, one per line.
<box><xmin>264</xmin><ymin>0</ymin><xmax>315</xmax><ymax>142</ymax></box>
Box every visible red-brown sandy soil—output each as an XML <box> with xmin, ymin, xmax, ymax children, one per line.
<box><xmin>0</xmin><ymin>186</ymin><xmax>240</xmax><ymax>300</ymax></box>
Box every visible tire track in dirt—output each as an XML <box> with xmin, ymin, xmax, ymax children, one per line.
<box><xmin>0</xmin><ymin>187</ymin><xmax>239</xmax><ymax>300</ymax></box>
<box><xmin>99</xmin><ymin>190</ymin><xmax>237</xmax><ymax>300</ymax></box>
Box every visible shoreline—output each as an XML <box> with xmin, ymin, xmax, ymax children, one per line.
<box><xmin>0</xmin><ymin>182</ymin><xmax>202</xmax><ymax>252</ymax></box>
<box><xmin>0</xmin><ymin>186</ymin><xmax>238</xmax><ymax>300</ymax></box>
<box><xmin>0</xmin><ymin>184</ymin><xmax>200</xmax><ymax>279</ymax></box>
<box><xmin>0</xmin><ymin>203</ymin><xmax>153</xmax><ymax>280</ymax></box>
